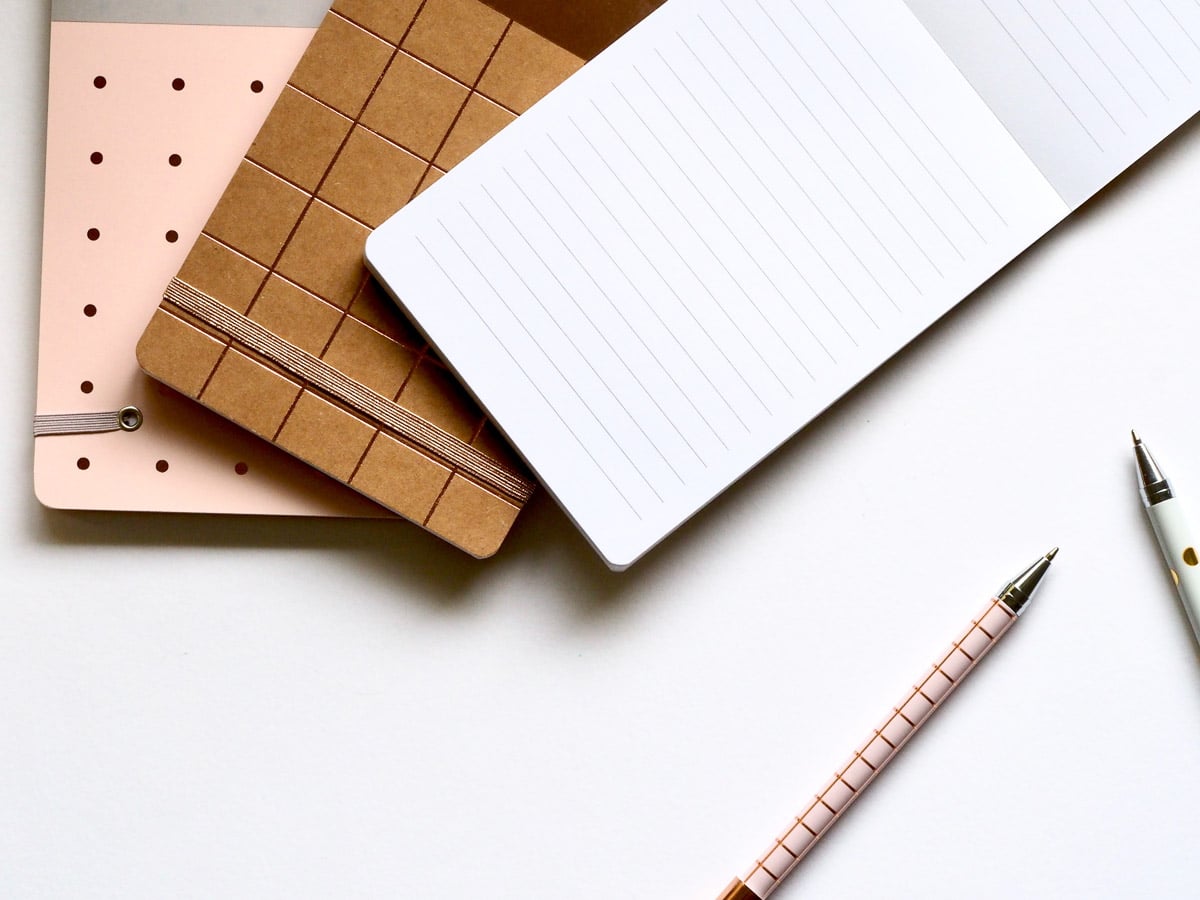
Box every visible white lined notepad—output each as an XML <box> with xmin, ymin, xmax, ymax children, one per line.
<box><xmin>367</xmin><ymin>0</ymin><xmax>1200</xmax><ymax>568</ymax></box>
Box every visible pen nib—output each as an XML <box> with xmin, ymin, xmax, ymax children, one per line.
<box><xmin>997</xmin><ymin>550</ymin><xmax>1057</xmax><ymax>615</ymax></box>
<box><xmin>1133</xmin><ymin>431</ymin><xmax>1172</xmax><ymax>505</ymax></box>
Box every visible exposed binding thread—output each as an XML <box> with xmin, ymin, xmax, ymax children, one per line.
<box><xmin>163</xmin><ymin>278</ymin><xmax>535</xmax><ymax>504</ymax></box>
<box><xmin>34</xmin><ymin>406</ymin><xmax>143</xmax><ymax>436</ymax></box>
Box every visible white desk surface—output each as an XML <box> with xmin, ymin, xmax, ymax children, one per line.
<box><xmin>4</xmin><ymin>4</ymin><xmax>1198</xmax><ymax>898</ymax></box>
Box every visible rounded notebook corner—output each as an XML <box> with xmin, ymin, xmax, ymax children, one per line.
<box><xmin>132</xmin><ymin>325</ymin><xmax>157</xmax><ymax>376</ymax></box>
<box><xmin>597</xmin><ymin>544</ymin><xmax>636</xmax><ymax>573</ymax></box>
<box><xmin>362</xmin><ymin>228</ymin><xmax>386</xmax><ymax>272</ymax></box>
<box><xmin>32</xmin><ymin>470</ymin><xmax>69</xmax><ymax>512</ymax></box>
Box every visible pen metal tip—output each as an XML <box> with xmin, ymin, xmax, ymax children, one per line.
<box><xmin>1132</xmin><ymin>429</ymin><xmax>1141</xmax><ymax>446</ymax></box>
<box><xmin>1046</xmin><ymin>547</ymin><xmax>1059</xmax><ymax>561</ymax></box>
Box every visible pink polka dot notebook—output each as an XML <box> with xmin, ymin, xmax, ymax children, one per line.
<box><xmin>35</xmin><ymin>1</ymin><xmax>390</xmax><ymax>517</ymax></box>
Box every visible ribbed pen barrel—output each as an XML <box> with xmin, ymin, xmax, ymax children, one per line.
<box><xmin>737</xmin><ymin>598</ymin><xmax>1017</xmax><ymax>900</ymax></box>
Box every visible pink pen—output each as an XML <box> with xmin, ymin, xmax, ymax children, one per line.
<box><xmin>716</xmin><ymin>549</ymin><xmax>1058</xmax><ymax>900</ymax></box>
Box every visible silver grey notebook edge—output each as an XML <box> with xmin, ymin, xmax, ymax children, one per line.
<box><xmin>51</xmin><ymin>0</ymin><xmax>330</xmax><ymax>27</ymax></box>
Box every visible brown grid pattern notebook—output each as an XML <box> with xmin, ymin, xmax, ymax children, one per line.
<box><xmin>137</xmin><ymin>0</ymin><xmax>586</xmax><ymax>557</ymax></box>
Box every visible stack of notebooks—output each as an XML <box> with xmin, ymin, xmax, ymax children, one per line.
<box><xmin>37</xmin><ymin>0</ymin><xmax>1200</xmax><ymax>569</ymax></box>
<box><xmin>36</xmin><ymin>0</ymin><xmax>659</xmax><ymax>556</ymax></box>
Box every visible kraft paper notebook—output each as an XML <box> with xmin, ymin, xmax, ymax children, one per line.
<box><xmin>367</xmin><ymin>0</ymin><xmax>1200</xmax><ymax>568</ymax></box>
<box><xmin>34</xmin><ymin>0</ymin><xmax>396</xmax><ymax>517</ymax></box>
<box><xmin>136</xmin><ymin>0</ymin><xmax>661</xmax><ymax>557</ymax></box>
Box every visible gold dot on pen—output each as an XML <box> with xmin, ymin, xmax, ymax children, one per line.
<box><xmin>1171</xmin><ymin>569</ymin><xmax>1180</xmax><ymax>586</ymax></box>
<box><xmin>1183</xmin><ymin>548</ymin><xmax>1198</xmax><ymax>567</ymax></box>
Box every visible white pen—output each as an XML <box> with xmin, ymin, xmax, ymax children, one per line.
<box><xmin>1133</xmin><ymin>431</ymin><xmax>1200</xmax><ymax>644</ymax></box>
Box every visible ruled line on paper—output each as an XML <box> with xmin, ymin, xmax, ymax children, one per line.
<box><xmin>1086</xmin><ymin>0</ymin><xmax>1170</xmax><ymax>101</ymax></box>
<box><xmin>414</xmin><ymin>234</ymin><xmax>645</xmax><ymax>520</ymax></box>
<box><xmin>578</xmin><ymin>100</ymin><xmax>794</xmax><ymax>404</ymax></box>
<box><xmin>542</xmin><ymin>132</ymin><xmax>750</xmax><ymax>438</ymax></box>
<box><xmin>1125</xmin><ymin>0</ymin><xmax>1191</xmax><ymax>83</ymax></box>
<box><xmin>973</xmin><ymin>0</ymin><xmax>1200</xmax><ymax>157</ymax></box>
<box><xmin>489</xmin><ymin>168</ymin><xmax>710</xmax><ymax>465</ymax></box>
<box><xmin>823</xmin><ymin>1</ymin><xmax>1010</xmax><ymax>227</ymax></box>
<box><xmin>439</xmin><ymin>218</ymin><xmax>668</xmax><ymax>506</ymax></box>
<box><xmin>565</xmin><ymin>115</ymin><xmax>778</xmax><ymax>420</ymax></box>
<box><xmin>675</xmin><ymin>26</ymin><xmax>884</xmax><ymax>329</ymax></box>
<box><xmin>629</xmin><ymin>57</ymin><xmax>834</xmax><ymax>363</ymax></box>
<box><xmin>745</xmin><ymin>2</ymin><xmax>944</xmax><ymax>278</ymax></box>
<box><xmin>771</xmin><ymin>0</ymin><xmax>969</xmax><ymax>263</ymax></box>
<box><xmin>451</xmin><ymin>213</ymin><xmax>670</xmax><ymax>502</ymax></box>
<box><xmin>705</xmin><ymin>11</ymin><xmax>925</xmax><ymax>302</ymax></box>
<box><xmin>614</xmin><ymin>74</ymin><xmax>815</xmax><ymax>384</ymax></box>
<box><xmin>1160</xmin><ymin>0</ymin><xmax>1200</xmax><ymax>57</ymax></box>
<box><xmin>706</xmin><ymin>0</ymin><xmax>1019</xmax><ymax>315</ymax></box>
<box><xmin>466</xmin><ymin>188</ymin><xmax>694</xmax><ymax>482</ymax></box>
<box><xmin>564</xmin><ymin>118</ymin><xmax>772</xmax><ymax>424</ymax></box>
<box><xmin>1016</xmin><ymin>0</ymin><xmax>1127</xmax><ymax>134</ymax></box>
<box><xmin>981</xmin><ymin>0</ymin><xmax>1106</xmax><ymax>151</ymax></box>
<box><xmin>905</xmin><ymin>0</ymin><xmax>1200</xmax><ymax>203</ymax></box>
<box><xmin>780</xmin><ymin>0</ymin><xmax>990</xmax><ymax>245</ymax></box>
<box><xmin>1052</xmin><ymin>0</ymin><xmax>1147</xmax><ymax>117</ymax></box>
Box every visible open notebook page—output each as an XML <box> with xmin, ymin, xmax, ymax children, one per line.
<box><xmin>366</xmin><ymin>0</ymin><xmax>1067</xmax><ymax>569</ymax></box>
<box><xmin>907</xmin><ymin>0</ymin><xmax>1200</xmax><ymax>207</ymax></box>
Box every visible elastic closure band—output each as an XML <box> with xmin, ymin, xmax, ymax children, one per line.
<box><xmin>34</xmin><ymin>406</ymin><xmax>143</xmax><ymax>436</ymax></box>
<box><xmin>164</xmin><ymin>278</ymin><xmax>535</xmax><ymax>504</ymax></box>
